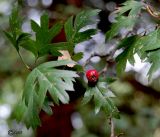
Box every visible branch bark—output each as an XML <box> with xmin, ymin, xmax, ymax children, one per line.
<box><xmin>109</xmin><ymin>118</ymin><xmax>115</xmax><ymax>137</ymax></box>
<box><xmin>144</xmin><ymin>3</ymin><xmax>160</xmax><ymax>20</ymax></box>
<box><xmin>109</xmin><ymin>118</ymin><xmax>124</xmax><ymax>137</ymax></box>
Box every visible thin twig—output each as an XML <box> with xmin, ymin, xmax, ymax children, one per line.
<box><xmin>137</xmin><ymin>24</ymin><xmax>158</xmax><ymax>36</ymax></box>
<box><xmin>82</xmin><ymin>52</ymin><xmax>108</xmax><ymax>68</ymax></box>
<box><xmin>18</xmin><ymin>52</ymin><xmax>32</xmax><ymax>71</ymax></box>
<box><xmin>144</xmin><ymin>4</ymin><xmax>160</xmax><ymax>19</ymax></box>
<box><xmin>117</xmin><ymin>133</ymin><xmax>125</xmax><ymax>137</ymax></box>
<box><xmin>34</xmin><ymin>56</ymin><xmax>38</xmax><ymax>66</ymax></box>
<box><xmin>109</xmin><ymin>118</ymin><xmax>115</xmax><ymax>137</ymax></box>
<box><xmin>82</xmin><ymin>54</ymin><xmax>94</xmax><ymax>68</ymax></box>
<box><xmin>82</xmin><ymin>49</ymin><xmax>116</xmax><ymax>75</ymax></box>
<box><xmin>109</xmin><ymin>118</ymin><xmax>124</xmax><ymax>137</ymax></box>
<box><xmin>99</xmin><ymin>64</ymin><xmax>108</xmax><ymax>76</ymax></box>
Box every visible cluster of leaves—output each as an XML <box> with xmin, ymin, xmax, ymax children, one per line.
<box><xmin>4</xmin><ymin>7</ymin><xmax>100</xmax><ymax>60</ymax></box>
<box><xmin>106</xmin><ymin>0</ymin><xmax>160</xmax><ymax>79</ymax></box>
<box><xmin>4</xmin><ymin>5</ymin><xmax>119</xmax><ymax>129</ymax></box>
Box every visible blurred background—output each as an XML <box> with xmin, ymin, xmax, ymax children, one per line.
<box><xmin>1</xmin><ymin>0</ymin><xmax>160</xmax><ymax>137</ymax></box>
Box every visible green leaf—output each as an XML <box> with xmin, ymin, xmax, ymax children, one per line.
<box><xmin>104</xmin><ymin>97</ymin><xmax>120</xmax><ymax>119</ymax></box>
<box><xmin>40</xmin><ymin>12</ymin><xmax>49</xmax><ymax>30</ymax></box>
<box><xmin>19</xmin><ymin>39</ymin><xmax>38</xmax><ymax>57</ymax></box>
<box><xmin>42</xmin><ymin>105</ymin><xmax>53</xmax><ymax>116</ymax></box>
<box><xmin>82</xmin><ymin>81</ymin><xmax>119</xmax><ymax>118</ymax></box>
<box><xmin>9</xmin><ymin>7</ymin><xmax>22</xmax><ymax>37</ymax></box>
<box><xmin>74</xmin><ymin>29</ymin><xmax>97</xmax><ymax>43</ymax></box>
<box><xmin>23</xmin><ymin>90</ymin><xmax>41</xmax><ymax>129</ymax></box>
<box><xmin>12</xmin><ymin>101</ymin><xmax>27</xmax><ymax>122</ymax></box>
<box><xmin>81</xmin><ymin>88</ymin><xmax>93</xmax><ymax>105</ymax></box>
<box><xmin>4</xmin><ymin>7</ymin><xmax>23</xmax><ymax>52</ymax></box>
<box><xmin>31</xmin><ymin>13</ymin><xmax>63</xmax><ymax>57</ymax></box>
<box><xmin>74</xmin><ymin>9</ymin><xmax>100</xmax><ymax>31</ymax></box>
<box><xmin>31</xmin><ymin>20</ymin><xmax>41</xmax><ymax>32</ymax></box>
<box><xmin>94</xmin><ymin>87</ymin><xmax>103</xmax><ymax>114</ymax></box>
<box><xmin>73</xmin><ymin>65</ymin><xmax>84</xmax><ymax>72</ymax></box>
<box><xmin>49</xmin><ymin>42</ymin><xmax>72</xmax><ymax>55</ymax></box>
<box><xmin>72</xmin><ymin>52</ymin><xmax>83</xmax><ymax>61</ymax></box>
<box><xmin>64</xmin><ymin>16</ymin><xmax>75</xmax><ymax>41</ymax></box>
<box><xmin>147</xmin><ymin>49</ymin><xmax>160</xmax><ymax>79</ymax></box>
<box><xmin>106</xmin><ymin>16</ymin><xmax>137</xmax><ymax>40</ymax></box>
<box><xmin>5</xmin><ymin>8</ymin><xmax>39</xmax><ymax>57</ymax></box>
<box><xmin>97</xmin><ymin>82</ymin><xmax>116</xmax><ymax>98</ymax></box>
<box><xmin>115</xmin><ymin>29</ymin><xmax>160</xmax><ymax>79</ymax></box>
<box><xmin>116</xmin><ymin>36</ymin><xmax>139</xmax><ymax>75</ymax></box>
<box><xmin>42</xmin><ymin>98</ymin><xmax>53</xmax><ymax>115</ymax></box>
<box><xmin>136</xmin><ymin>29</ymin><xmax>160</xmax><ymax>79</ymax></box>
<box><xmin>117</xmin><ymin>0</ymin><xmax>142</xmax><ymax>16</ymax></box>
<box><xmin>3</xmin><ymin>31</ymin><xmax>17</xmax><ymax>49</ymax></box>
<box><xmin>141</xmin><ymin>29</ymin><xmax>160</xmax><ymax>52</ymax></box>
<box><xmin>17</xmin><ymin>33</ymin><xmax>31</xmax><ymax>42</ymax></box>
<box><xmin>50</xmin><ymin>78</ymin><xmax>70</xmax><ymax>103</ymax></box>
<box><xmin>19</xmin><ymin>60</ymin><xmax>78</xmax><ymax>128</ymax></box>
<box><xmin>50</xmin><ymin>49</ymin><xmax>63</xmax><ymax>56</ymax></box>
<box><xmin>4</xmin><ymin>31</ymin><xmax>38</xmax><ymax>56</ymax></box>
<box><xmin>94</xmin><ymin>86</ymin><xmax>119</xmax><ymax>118</ymax></box>
<box><xmin>126</xmin><ymin>29</ymin><xmax>160</xmax><ymax>79</ymax></box>
<box><xmin>105</xmin><ymin>77</ymin><xmax>117</xmax><ymax>84</ymax></box>
<box><xmin>64</xmin><ymin>9</ymin><xmax>100</xmax><ymax>44</ymax></box>
<box><xmin>106</xmin><ymin>0</ymin><xmax>142</xmax><ymax>40</ymax></box>
<box><xmin>48</xmin><ymin>22</ymin><xmax>63</xmax><ymax>42</ymax></box>
<box><xmin>38</xmin><ymin>59</ymin><xmax>76</xmax><ymax>69</ymax></box>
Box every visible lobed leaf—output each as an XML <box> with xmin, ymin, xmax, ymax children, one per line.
<box><xmin>19</xmin><ymin>60</ymin><xmax>78</xmax><ymax>128</ymax></box>
<box><xmin>147</xmin><ymin>49</ymin><xmax>160</xmax><ymax>80</ymax></box>
<box><xmin>72</xmin><ymin>52</ymin><xmax>84</xmax><ymax>61</ymax></box>
<box><xmin>116</xmin><ymin>36</ymin><xmax>139</xmax><ymax>75</ymax></box>
<box><xmin>74</xmin><ymin>9</ymin><xmax>100</xmax><ymax>31</ymax></box>
<box><xmin>31</xmin><ymin>13</ymin><xmax>63</xmax><ymax>57</ymax></box>
<box><xmin>9</xmin><ymin>7</ymin><xmax>22</xmax><ymax>37</ymax></box>
<box><xmin>81</xmin><ymin>88</ymin><xmax>93</xmax><ymax>105</ymax></box>
<box><xmin>48</xmin><ymin>22</ymin><xmax>63</xmax><ymax>42</ymax></box>
<box><xmin>42</xmin><ymin>98</ymin><xmax>53</xmax><ymax>115</ymax></box>
<box><xmin>64</xmin><ymin>16</ymin><xmax>75</xmax><ymax>41</ymax></box>
<box><xmin>64</xmin><ymin>9</ymin><xmax>100</xmax><ymax>45</ymax></box>
<box><xmin>106</xmin><ymin>0</ymin><xmax>142</xmax><ymax>40</ymax></box>
<box><xmin>131</xmin><ymin>29</ymin><xmax>160</xmax><ymax>79</ymax></box>
<box><xmin>106</xmin><ymin>16</ymin><xmax>137</xmax><ymax>40</ymax></box>
<box><xmin>74</xmin><ymin>29</ymin><xmax>97</xmax><ymax>43</ymax></box>
<box><xmin>82</xmin><ymin>81</ymin><xmax>119</xmax><ymax>118</ymax></box>
<box><xmin>117</xmin><ymin>0</ymin><xmax>142</xmax><ymax>16</ymax></box>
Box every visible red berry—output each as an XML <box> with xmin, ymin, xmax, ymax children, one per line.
<box><xmin>86</xmin><ymin>69</ymin><xmax>99</xmax><ymax>83</ymax></box>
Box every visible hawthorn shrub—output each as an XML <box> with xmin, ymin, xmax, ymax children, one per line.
<box><xmin>4</xmin><ymin>0</ymin><xmax>160</xmax><ymax>136</ymax></box>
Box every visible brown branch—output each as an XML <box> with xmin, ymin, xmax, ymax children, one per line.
<box><xmin>109</xmin><ymin>118</ymin><xmax>115</xmax><ymax>137</ymax></box>
<box><xmin>82</xmin><ymin>54</ymin><xmax>95</xmax><ymax>69</ymax></box>
<box><xmin>99</xmin><ymin>64</ymin><xmax>108</xmax><ymax>76</ymax></box>
<box><xmin>82</xmin><ymin>53</ymin><xmax>109</xmax><ymax>69</ymax></box>
<box><xmin>117</xmin><ymin>133</ymin><xmax>125</xmax><ymax>137</ymax></box>
<box><xmin>109</xmin><ymin>118</ymin><xmax>124</xmax><ymax>137</ymax></box>
<box><xmin>145</xmin><ymin>4</ymin><xmax>160</xmax><ymax>19</ymax></box>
